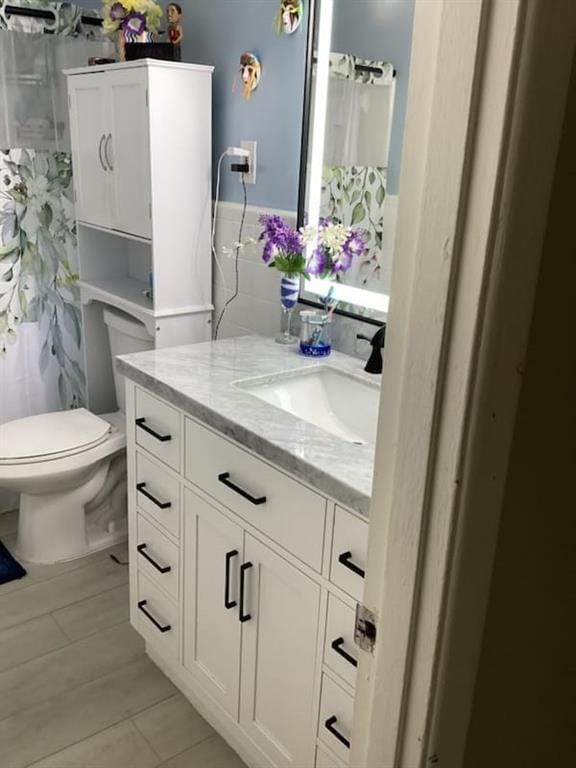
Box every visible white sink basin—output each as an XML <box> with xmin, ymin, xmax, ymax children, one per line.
<box><xmin>234</xmin><ymin>366</ymin><xmax>380</xmax><ymax>445</ymax></box>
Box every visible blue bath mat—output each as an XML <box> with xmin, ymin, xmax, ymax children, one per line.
<box><xmin>0</xmin><ymin>540</ymin><xmax>27</xmax><ymax>585</ymax></box>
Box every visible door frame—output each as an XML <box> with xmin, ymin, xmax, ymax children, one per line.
<box><xmin>350</xmin><ymin>1</ymin><xmax>576</xmax><ymax>766</ymax></box>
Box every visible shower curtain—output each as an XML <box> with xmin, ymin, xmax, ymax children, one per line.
<box><xmin>320</xmin><ymin>53</ymin><xmax>394</xmax><ymax>294</ymax></box>
<box><xmin>0</xmin><ymin>1</ymin><xmax>113</xmax><ymax>510</ymax></box>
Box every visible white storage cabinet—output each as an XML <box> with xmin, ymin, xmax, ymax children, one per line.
<box><xmin>66</xmin><ymin>61</ymin><xmax>214</xmax><ymax>413</ymax></box>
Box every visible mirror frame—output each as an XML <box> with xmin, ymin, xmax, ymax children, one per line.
<box><xmin>297</xmin><ymin>0</ymin><xmax>385</xmax><ymax>329</ymax></box>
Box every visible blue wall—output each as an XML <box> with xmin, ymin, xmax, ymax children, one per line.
<box><xmin>78</xmin><ymin>1</ymin><xmax>414</xmax><ymax>208</ymax></box>
<box><xmin>331</xmin><ymin>0</ymin><xmax>415</xmax><ymax>195</ymax></box>
<box><xmin>180</xmin><ymin>0</ymin><xmax>309</xmax><ymax>211</ymax></box>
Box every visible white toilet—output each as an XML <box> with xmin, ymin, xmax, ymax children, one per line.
<box><xmin>0</xmin><ymin>306</ymin><xmax>154</xmax><ymax>564</ymax></box>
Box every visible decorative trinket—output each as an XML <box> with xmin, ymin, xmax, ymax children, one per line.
<box><xmin>275</xmin><ymin>0</ymin><xmax>303</xmax><ymax>35</ymax></box>
<box><xmin>238</xmin><ymin>52</ymin><xmax>261</xmax><ymax>100</ymax></box>
<box><xmin>167</xmin><ymin>2</ymin><xmax>183</xmax><ymax>46</ymax></box>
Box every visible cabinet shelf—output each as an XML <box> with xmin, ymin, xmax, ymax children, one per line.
<box><xmin>79</xmin><ymin>277</ymin><xmax>154</xmax><ymax>322</ymax></box>
<box><xmin>79</xmin><ymin>277</ymin><xmax>213</xmax><ymax>324</ymax></box>
<box><xmin>78</xmin><ymin>220</ymin><xmax>151</xmax><ymax>245</ymax></box>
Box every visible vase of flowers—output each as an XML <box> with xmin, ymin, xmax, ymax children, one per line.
<box><xmin>258</xmin><ymin>215</ymin><xmax>366</xmax><ymax>346</ymax></box>
<box><xmin>102</xmin><ymin>1</ymin><xmax>162</xmax><ymax>60</ymax></box>
<box><xmin>259</xmin><ymin>215</ymin><xmax>306</xmax><ymax>344</ymax></box>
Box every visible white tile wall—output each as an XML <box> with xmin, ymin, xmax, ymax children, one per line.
<box><xmin>212</xmin><ymin>202</ymin><xmax>297</xmax><ymax>340</ymax></box>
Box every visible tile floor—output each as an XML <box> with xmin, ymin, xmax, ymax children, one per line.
<box><xmin>0</xmin><ymin>510</ymin><xmax>247</xmax><ymax>768</ymax></box>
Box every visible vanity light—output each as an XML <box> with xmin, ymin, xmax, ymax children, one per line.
<box><xmin>307</xmin><ymin>0</ymin><xmax>334</xmax><ymax>226</ymax></box>
<box><xmin>305</xmin><ymin>278</ymin><xmax>390</xmax><ymax>315</ymax></box>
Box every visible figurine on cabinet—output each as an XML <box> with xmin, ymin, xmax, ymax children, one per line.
<box><xmin>167</xmin><ymin>2</ymin><xmax>183</xmax><ymax>46</ymax></box>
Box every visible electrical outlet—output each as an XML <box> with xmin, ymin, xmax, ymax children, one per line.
<box><xmin>240</xmin><ymin>140</ymin><xmax>257</xmax><ymax>185</ymax></box>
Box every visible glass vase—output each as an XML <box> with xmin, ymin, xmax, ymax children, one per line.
<box><xmin>117</xmin><ymin>29</ymin><xmax>153</xmax><ymax>61</ymax></box>
<box><xmin>276</xmin><ymin>274</ymin><xmax>300</xmax><ymax>345</ymax></box>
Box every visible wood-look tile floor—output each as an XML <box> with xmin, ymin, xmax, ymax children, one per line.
<box><xmin>0</xmin><ymin>510</ymin><xmax>247</xmax><ymax>768</ymax></box>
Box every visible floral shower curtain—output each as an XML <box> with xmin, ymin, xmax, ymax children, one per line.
<box><xmin>0</xmin><ymin>1</ymin><xmax>113</xmax><ymax>510</ymax></box>
<box><xmin>320</xmin><ymin>53</ymin><xmax>394</xmax><ymax>293</ymax></box>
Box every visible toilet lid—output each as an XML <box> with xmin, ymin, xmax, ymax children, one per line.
<box><xmin>0</xmin><ymin>409</ymin><xmax>111</xmax><ymax>463</ymax></box>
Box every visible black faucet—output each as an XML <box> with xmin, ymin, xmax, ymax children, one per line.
<box><xmin>357</xmin><ymin>325</ymin><xmax>386</xmax><ymax>374</ymax></box>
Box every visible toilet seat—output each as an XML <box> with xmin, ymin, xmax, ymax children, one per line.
<box><xmin>0</xmin><ymin>409</ymin><xmax>112</xmax><ymax>466</ymax></box>
<box><xmin>0</xmin><ymin>412</ymin><xmax>126</xmax><ymax>487</ymax></box>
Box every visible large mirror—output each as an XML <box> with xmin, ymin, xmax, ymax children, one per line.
<box><xmin>299</xmin><ymin>0</ymin><xmax>416</xmax><ymax>321</ymax></box>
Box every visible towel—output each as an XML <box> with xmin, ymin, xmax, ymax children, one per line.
<box><xmin>0</xmin><ymin>540</ymin><xmax>27</xmax><ymax>585</ymax></box>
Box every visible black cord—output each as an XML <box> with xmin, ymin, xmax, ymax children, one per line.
<box><xmin>110</xmin><ymin>554</ymin><xmax>129</xmax><ymax>566</ymax></box>
<box><xmin>214</xmin><ymin>174</ymin><xmax>248</xmax><ymax>340</ymax></box>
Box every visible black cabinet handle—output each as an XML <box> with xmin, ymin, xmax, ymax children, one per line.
<box><xmin>136</xmin><ymin>482</ymin><xmax>172</xmax><ymax>510</ymax></box>
<box><xmin>218</xmin><ymin>472</ymin><xmax>266</xmax><ymax>506</ymax></box>
<box><xmin>225</xmin><ymin>549</ymin><xmax>238</xmax><ymax>609</ymax></box>
<box><xmin>137</xmin><ymin>600</ymin><xmax>171</xmax><ymax>633</ymax></box>
<box><xmin>324</xmin><ymin>716</ymin><xmax>351</xmax><ymax>749</ymax></box>
<box><xmin>331</xmin><ymin>637</ymin><xmax>358</xmax><ymax>668</ymax></box>
<box><xmin>137</xmin><ymin>543</ymin><xmax>172</xmax><ymax>574</ymax></box>
<box><xmin>239</xmin><ymin>561</ymin><xmax>253</xmax><ymax>623</ymax></box>
<box><xmin>338</xmin><ymin>551</ymin><xmax>365</xmax><ymax>579</ymax></box>
<box><xmin>135</xmin><ymin>417</ymin><xmax>172</xmax><ymax>443</ymax></box>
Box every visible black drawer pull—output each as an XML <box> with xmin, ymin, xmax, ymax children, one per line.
<box><xmin>136</xmin><ymin>482</ymin><xmax>172</xmax><ymax>510</ymax></box>
<box><xmin>135</xmin><ymin>417</ymin><xmax>172</xmax><ymax>442</ymax></box>
<box><xmin>338</xmin><ymin>551</ymin><xmax>365</xmax><ymax>579</ymax></box>
<box><xmin>239</xmin><ymin>561</ymin><xmax>253</xmax><ymax>623</ymax></box>
<box><xmin>325</xmin><ymin>716</ymin><xmax>351</xmax><ymax>749</ymax></box>
<box><xmin>218</xmin><ymin>472</ymin><xmax>267</xmax><ymax>506</ymax></box>
<box><xmin>137</xmin><ymin>600</ymin><xmax>171</xmax><ymax>633</ymax></box>
<box><xmin>137</xmin><ymin>543</ymin><xmax>172</xmax><ymax>574</ymax></box>
<box><xmin>331</xmin><ymin>637</ymin><xmax>358</xmax><ymax>668</ymax></box>
<box><xmin>225</xmin><ymin>549</ymin><xmax>239</xmax><ymax>609</ymax></box>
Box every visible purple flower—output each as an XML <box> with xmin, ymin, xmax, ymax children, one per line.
<box><xmin>123</xmin><ymin>12</ymin><xmax>147</xmax><ymax>35</ymax></box>
<box><xmin>344</xmin><ymin>230</ymin><xmax>365</xmax><ymax>258</ymax></box>
<box><xmin>258</xmin><ymin>214</ymin><xmax>302</xmax><ymax>256</ymax></box>
<box><xmin>262</xmin><ymin>239</ymin><xmax>276</xmax><ymax>263</ymax></box>
<box><xmin>307</xmin><ymin>246</ymin><xmax>327</xmax><ymax>276</ymax></box>
<box><xmin>331</xmin><ymin>250</ymin><xmax>353</xmax><ymax>274</ymax></box>
<box><xmin>109</xmin><ymin>2</ymin><xmax>126</xmax><ymax>21</ymax></box>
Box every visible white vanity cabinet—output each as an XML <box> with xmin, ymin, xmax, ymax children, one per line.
<box><xmin>126</xmin><ymin>381</ymin><xmax>370</xmax><ymax>768</ymax></box>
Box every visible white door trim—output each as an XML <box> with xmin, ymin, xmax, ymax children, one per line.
<box><xmin>351</xmin><ymin>0</ymin><xmax>576</xmax><ymax>766</ymax></box>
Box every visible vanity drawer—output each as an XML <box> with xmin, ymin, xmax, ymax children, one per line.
<box><xmin>184</xmin><ymin>417</ymin><xmax>327</xmax><ymax>570</ymax></box>
<box><xmin>318</xmin><ymin>674</ymin><xmax>354</xmax><ymax>765</ymax></box>
<box><xmin>330</xmin><ymin>506</ymin><xmax>368</xmax><ymax>601</ymax></box>
<box><xmin>135</xmin><ymin>388</ymin><xmax>181</xmax><ymax>471</ymax></box>
<box><xmin>135</xmin><ymin>571</ymin><xmax>179</xmax><ymax>660</ymax></box>
<box><xmin>136</xmin><ymin>451</ymin><xmax>181</xmax><ymax>540</ymax></box>
<box><xmin>316</xmin><ymin>744</ymin><xmax>347</xmax><ymax>768</ymax></box>
<box><xmin>324</xmin><ymin>594</ymin><xmax>358</xmax><ymax>689</ymax></box>
<box><xmin>136</xmin><ymin>514</ymin><xmax>179</xmax><ymax>602</ymax></box>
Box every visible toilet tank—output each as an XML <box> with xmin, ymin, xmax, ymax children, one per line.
<box><xmin>103</xmin><ymin>306</ymin><xmax>154</xmax><ymax>412</ymax></box>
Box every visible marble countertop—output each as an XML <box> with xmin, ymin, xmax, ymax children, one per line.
<box><xmin>117</xmin><ymin>336</ymin><xmax>378</xmax><ymax>516</ymax></box>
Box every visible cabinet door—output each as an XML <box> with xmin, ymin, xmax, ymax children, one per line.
<box><xmin>240</xmin><ymin>535</ymin><xmax>321</xmax><ymax>768</ymax></box>
<box><xmin>107</xmin><ymin>69</ymin><xmax>152</xmax><ymax>238</ymax></box>
<box><xmin>68</xmin><ymin>74</ymin><xmax>111</xmax><ymax>229</ymax></box>
<box><xmin>183</xmin><ymin>488</ymin><xmax>243</xmax><ymax>720</ymax></box>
